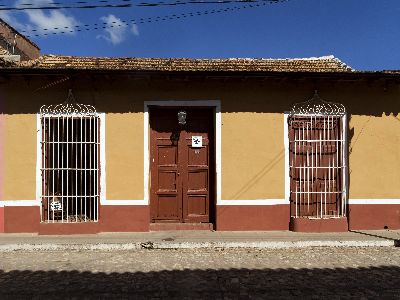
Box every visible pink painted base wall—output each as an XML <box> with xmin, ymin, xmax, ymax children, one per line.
<box><xmin>216</xmin><ymin>205</ymin><xmax>290</xmax><ymax>231</ymax></box>
<box><xmin>0</xmin><ymin>207</ymin><xmax>4</xmax><ymax>233</ymax></box>
<box><xmin>100</xmin><ymin>205</ymin><xmax>150</xmax><ymax>232</ymax></box>
<box><xmin>290</xmin><ymin>217</ymin><xmax>348</xmax><ymax>232</ymax></box>
<box><xmin>1</xmin><ymin>205</ymin><xmax>150</xmax><ymax>234</ymax></box>
<box><xmin>2</xmin><ymin>204</ymin><xmax>400</xmax><ymax>233</ymax></box>
<box><xmin>348</xmin><ymin>204</ymin><xmax>400</xmax><ymax>230</ymax></box>
<box><xmin>4</xmin><ymin>206</ymin><xmax>40</xmax><ymax>233</ymax></box>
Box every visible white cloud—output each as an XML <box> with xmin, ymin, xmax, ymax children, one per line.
<box><xmin>97</xmin><ymin>14</ymin><xmax>129</xmax><ymax>45</ymax></box>
<box><xmin>24</xmin><ymin>10</ymin><xmax>79</xmax><ymax>35</ymax></box>
<box><xmin>97</xmin><ymin>15</ymin><xmax>140</xmax><ymax>45</ymax></box>
<box><xmin>18</xmin><ymin>0</ymin><xmax>79</xmax><ymax>35</ymax></box>
<box><xmin>0</xmin><ymin>0</ymin><xmax>79</xmax><ymax>36</ymax></box>
<box><xmin>131</xmin><ymin>24</ymin><xmax>139</xmax><ymax>36</ymax></box>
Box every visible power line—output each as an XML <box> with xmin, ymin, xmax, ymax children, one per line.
<box><xmin>2</xmin><ymin>0</ymin><xmax>129</xmax><ymax>3</ymax></box>
<box><xmin>0</xmin><ymin>1</ymin><xmax>131</xmax><ymax>10</ymax></box>
<box><xmin>22</xmin><ymin>0</ymin><xmax>286</xmax><ymax>38</ymax></box>
<box><xmin>0</xmin><ymin>0</ymin><xmax>282</xmax><ymax>10</ymax></box>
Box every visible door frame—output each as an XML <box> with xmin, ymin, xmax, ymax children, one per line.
<box><xmin>144</xmin><ymin>100</ymin><xmax>222</xmax><ymax>217</ymax></box>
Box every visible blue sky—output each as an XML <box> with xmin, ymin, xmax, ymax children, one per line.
<box><xmin>0</xmin><ymin>0</ymin><xmax>399</xmax><ymax>70</ymax></box>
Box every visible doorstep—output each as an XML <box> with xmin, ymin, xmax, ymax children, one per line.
<box><xmin>290</xmin><ymin>217</ymin><xmax>348</xmax><ymax>232</ymax></box>
<box><xmin>149</xmin><ymin>223</ymin><xmax>214</xmax><ymax>231</ymax></box>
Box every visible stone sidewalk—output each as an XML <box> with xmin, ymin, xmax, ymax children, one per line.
<box><xmin>0</xmin><ymin>229</ymin><xmax>399</xmax><ymax>251</ymax></box>
<box><xmin>2</xmin><ymin>247</ymin><xmax>400</xmax><ymax>298</ymax></box>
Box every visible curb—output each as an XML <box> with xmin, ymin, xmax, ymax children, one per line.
<box><xmin>0</xmin><ymin>239</ymin><xmax>395</xmax><ymax>252</ymax></box>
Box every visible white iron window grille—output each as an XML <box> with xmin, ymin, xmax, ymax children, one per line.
<box><xmin>288</xmin><ymin>91</ymin><xmax>347</xmax><ymax>219</ymax></box>
<box><xmin>40</xmin><ymin>90</ymin><xmax>100</xmax><ymax>223</ymax></box>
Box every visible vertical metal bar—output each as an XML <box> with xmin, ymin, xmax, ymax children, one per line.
<box><xmin>94</xmin><ymin>117</ymin><xmax>97</xmax><ymax>221</ymax></box>
<box><xmin>49</xmin><ymin>117</ymin><xmax>52</xmax><ymax>223</ymax></box>
<box><xmin>96</xmin><ymin>116</ymin><xmax>99</xmax><ymax>221</ymax></box>
<box><xmin>316</xmin><ymin>116</ymin><xmax>319</xmax><ymax>216</ymax></box>
<box><xmin>323</xmin><ymin>116</ymin><xmax>327</xmax><ymax>217</ymax></box>
<box><xmin>302</xmin><ymin>119</ymin><xmax>305</xmax><ymax>217</ymax></box>
<box><xmin>58</xmin><ymin>116</ymin><xmax>61</xmax><ymax>222</ymax></box>
<box><xmin>66</xmin><ymin>116</ymin><xmax>69</xmax><ymax>222</ymax></box>
<box><xmin>74</xmin><ymin>118</ymin><xmax>79</xmax><ymax>222</ymax></box>
<box><xmin>294</xmin><ymin>122</ymin><xmax>300</xmax><ymax>218</ymax></box>
<box><xmin>311</xmin><ymin>115</ymin><xmax>314</xmax><ymax>216</ymax></box>
<box><xmin>72</xmin><ymin>117</ymin><xmax>75</xmax><ymax>222</ymax></box>
<box><xmin>79</xmin><ymin>116</ymin><xmax>83</xmax><ymax>222</ymax></box>
<box><xmin>290</xmin><ymin>119</ymin><xmax>296</xmax><ymax>218</ymax></box>
<box><xmin>336</xmin><ymin>116</ymin><xmax>339</xmax><ymax>216</ymax></box>
<box><xmin>319</xmin><ymin>118</ymin><xmax>322</xmax><ymax>218</ymax></box>
<box><xmin>298</xmin><ymin>120</ymin><xmax>302</xmax><ymax>216</ymax></box>
<box><xmin>42</xmin><ymin>117</ymin><xmax>45</xmax><ymax>222</ymax></box>
<box><xmin>342</xmin><ymin>114</ymin><xmax>347</xmax><ymax>216</ymax></box>
<box><xmin>61</xmin><ymin>116</ymin><xmax>64</xmax><ymax>223</ymax></box>
<box><xmin>57</xmin><ymin>116</ymin><xmax>61</xmax><ymax>222</ymax></box>
<box><xmin>306</xmin><ymin>120</ymin><xmax>310</xmax><ymax>213</ymax></box>
<box><xmin>41</xmin><ymin>117</ymin><xmax>43</xmax><ymax>222</ymax></box>
<box><xmin>89</xmin><ymin>117</ymin><xmax>92</xmax><ymax>221</ymax></box>
<box><xmin>335</xmin><ymin>116</ymin><xmax>340</xmax><ymax>216</ymax></box>
<box><xmin>298</xmin><ymin>121</ymin><xmax>302</xmax><ymax>217</ymax></box>
<box><xmin>332</xmin><ymin>116</ymin><xmax>336</xmax><ymax>216</ymax></box>
<box><xmin>340</xmin><ymin>115</ymin><xmax>343</xmax><ymax>216</ymax></box>
<box><xmin>293</xmin><ymin>120</ymin><xmax>298</xmax><ymax>218</ymax></box>
<box><xmin>84</xmin><ymin>117</ymin><xmax>87</xmax><ymax>222</ymax></box>
<box><xmin>328</xmin><ymin>115</ymin><xmax>331</xmax><ymax>217</ymax></box>
<box><xmin>72</xmin><ymin>117</ymin><xmax>76</xmax><ymax>222</ymax></box>
<box><xmin>52</xmin><ymin>118</ymin><xmax>56</xmax><ymax>222</ymax></box>
<box><xmin>339</xmin><ymin>115</ymin><xmax>342</xmax><ymax>216</ymax></box>
<box><xmin>296</xmin><ymin>122</ymin><xmax>303</xmax><ymax>217</ymax></box>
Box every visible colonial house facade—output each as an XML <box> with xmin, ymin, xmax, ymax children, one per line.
<box><xmin>0</xmin><ymin>54</ymin><xmax>399</xmax><ymax>234</ymax></box>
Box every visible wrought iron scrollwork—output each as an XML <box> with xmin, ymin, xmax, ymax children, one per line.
<box><xmin>289</xmin><ymin>90</ymin><xmax>346</xmax><ymax>116</ymax></box>
<box><xmin>40</xmin><ymin>89</ymin><xmax>97</xmax><ymax>115</ymax></box>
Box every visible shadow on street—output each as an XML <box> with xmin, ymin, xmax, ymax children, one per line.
<box><xmin>1</xmin><ymin>265</ymin><xmax>399</xmax><ymax>299</ymax></box>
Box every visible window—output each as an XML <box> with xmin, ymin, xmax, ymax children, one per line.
<box><xmin>288</xmin><ymin>92</ymin><xmax>347</xmax><ymax>218</ymax></box>
<box><xmin>40</xmin><ymin>91</ymin><xmax>100</xmax><ymax>223</ymax></box>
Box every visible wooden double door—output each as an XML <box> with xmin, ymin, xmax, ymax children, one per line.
<box><xmin>150</xmin><ymin>107</ymin><xmax>214</xmax><ymax>223</ymax></box>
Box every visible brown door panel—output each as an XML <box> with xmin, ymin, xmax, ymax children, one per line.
<box><xmin>150</xmin><ymin>109</ymin><xmax>182</xmax><ymax>222</ymax></box>
<box><xmin>182</xmin><ymin>133</ymin><xmax>210</xmax><ymax>223</ymax></box>
<box><xmin>150</xmin><ymin>107</ymin><xmax>214</xmax><ymax>224</ymax></box>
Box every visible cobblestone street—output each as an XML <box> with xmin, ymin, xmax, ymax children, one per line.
<box><xmin>0</xmin><ymin>247</ymin><xmax>400</xmax><ymax>299</ymax></box>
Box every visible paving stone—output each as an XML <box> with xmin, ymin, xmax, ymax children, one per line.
<box><xmin>0</xmin><ymin>247</ymin><xmax>400</xmax><ymax>298</ymax></box>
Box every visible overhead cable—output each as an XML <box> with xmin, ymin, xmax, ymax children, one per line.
<box><xmin>0</xmin><ymin>0</ymin><xmax>282</xmax><ymax>10</ymax></box>
<box><xmin>0</xmin><ymin>2</ymin><xmax>131</xmax><ymax>10</ymax></box>
<box><xmin>23</xmin><ymin>0</ymin><xmax>285</xmax><ymax>38</ymax></box>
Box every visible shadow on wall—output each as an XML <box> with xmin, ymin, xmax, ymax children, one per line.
<box><xmin>0</xmin><ymin>73</ymin><xmax>399</xmax><ymax>116</ymax></box>
<box><xmin>0</xmin><ymin>266</ymin><xmax>400</xmax><ymax>298</ymax></box>
<box><xmin>229</xmin><ymin>150</ymin><xmax>285</xmax><ymax>200</ymax></box>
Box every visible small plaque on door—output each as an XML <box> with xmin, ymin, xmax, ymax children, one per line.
<box><xmin>192</xmin><ymin>136</ymin><xmax>203</xmax><ymax>148</ymax></box>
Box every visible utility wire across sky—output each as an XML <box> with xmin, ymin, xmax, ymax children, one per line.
<box><xmin>0</xmin><ymin>0</ymin><xmax>283</xmax><ymax>10</ymax></box>
<box><xmin>0</xmin><ymin>2</ymin><xmax>131</xmax><ymax>10</ymax></box>
<box><xmin>18</xmin><ymin>0</ymin><xmax>286</xmax><ymax>38</ymax></box>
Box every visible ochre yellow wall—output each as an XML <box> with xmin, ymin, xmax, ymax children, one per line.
<box><xmin>221</xmin><ymin>112</ymin><xmax>285</xmax><ymax>199</ymax></box>
<box><xmin>349</xmin><ymin>114</ymin><xmax>400</xmax><ymax>199</ymax></box>
<box><xmin>3</xmin><ymin>114</ymin><xmax>36</xmax><ymax>200</ymax></box>
<box><xmin>1</xmin><ymin>75</ymin><xmax>399</xmax><ymax>202</ymax></box>
<box><xmin>105</xmin><ymin>113</ymin><xmax>144</xmax><ymax>200</ymax></box>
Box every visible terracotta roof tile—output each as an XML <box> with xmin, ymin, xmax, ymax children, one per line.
<box><xmin>0</xmin><ymin>45</ymin><xmax>9</xmax><ymax>56</ymax></box>
<box><xmin>13</xmin><ymin>54</ymin><xmax>354</xmax><ymax>73</ymax></box>
<box><xmin>382</xmin><ymin>70</ymin><xmax>400</xmax><ymax>74</ymax></box>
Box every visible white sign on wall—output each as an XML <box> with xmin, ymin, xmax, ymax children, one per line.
<box><xmin>191</xmin><ymin>136</ymin><xmax>203</xmax><ymax>148</ymax></box>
